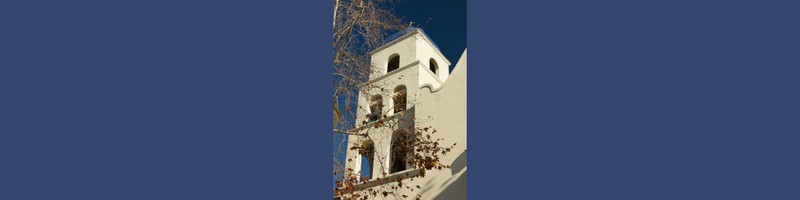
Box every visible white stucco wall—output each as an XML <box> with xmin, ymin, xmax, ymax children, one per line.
<box><xmin>412</xmin><ymin>49</ymin><xmax>467</xmax><ymax>200</ymax></box>
<box><xmin>415</xmin><ymin>35</ymin><xmax>451</xmax><ymax>82</ymax></box>
<box><xmin>344</xmin><ymin>29</ymin><xmax>466</xmax><ymax>200</ymax></box>
<box><xmin>370</xmin><ymin>29</ymin><xmax>450</xmax><ymax>81</ymax></box>
<box><xmin>418</xmin><ymin>63</ymin><xmax>443</xmax><ymax>89</ymax></box>
<box><xmin>370</xmin><ymin>34</ymin><xmax>419</xmax><ymax>80</ymax></box>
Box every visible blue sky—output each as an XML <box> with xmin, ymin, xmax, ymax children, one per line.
<box><xmin>396</xmin><ymin>0</ymin><xmax>466</xmax><ymax>71</ymax></box>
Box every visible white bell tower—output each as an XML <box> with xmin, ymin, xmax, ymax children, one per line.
<box><xmin>345</xmin><ymin>27</ymin><xmax>451</xmax><ymax>181</ymax></box>
<box><xmin>368</xmin><ymin>27</ymin><xmax>451</xmax><ymax>85</ymax></box>
<box><xmin>338</xmin><ymin>27</ymin><xmax>468</xmax><ymax>200</ymax></box>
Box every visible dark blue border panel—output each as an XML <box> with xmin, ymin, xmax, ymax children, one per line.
<box><xmin>469</xmin><ymin>0</ymin><xmax>800</xmax><ymax>199</ymax></box>
<box><xmin>1</xmin><ymin>1</ymin><xmax>330</xmax><ymax>199</ymax></box>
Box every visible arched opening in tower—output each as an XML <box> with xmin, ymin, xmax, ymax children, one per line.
<box><xmin>387</xmin><ymin>54</ymin><xmax>400</xmax><ymax>73</ymax></box>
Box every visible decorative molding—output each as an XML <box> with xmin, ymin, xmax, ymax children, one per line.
<box><xmin>361</xmin><ymin>60</ymin><xmax>420</xmax><ymax>87</ymax></box>
<box><xmin>350</xmin><ymin>168</ymin><xmax>424</xmax><ymax>192</ymax></box>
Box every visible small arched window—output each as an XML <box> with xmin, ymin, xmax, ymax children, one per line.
<box><xmin>429</xmin><ymin>58</ymin><xmax>438</xmax><ymax>74</ymax></box>
<box><xmin>387</xmin><ymin>54</ymin><xmax>400</xmax><ymax>73</ymax></box>
<box><xmin>393</xmin><ymin>85</ymin><xmax>407</xmax><ymax>114</ymax></box>
<box><xmin>369</xmin><ymin>95</ymin><xmax>383</xmax><ymax>121</ymax></box>
<box><xmin>360</xmin><ymin>141</ymin><xmax>375</xmax><ymax>179</ymax></box>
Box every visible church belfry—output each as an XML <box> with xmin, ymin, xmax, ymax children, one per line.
<box><xmin>368</xmin><ymin>27</ymin><xmax>451</xmax><ymax>83</ymax></box>
<box><xmin>340</xmin><ymin>27</ymin><xmax>467</xmax><ymax>200</ymax></box>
